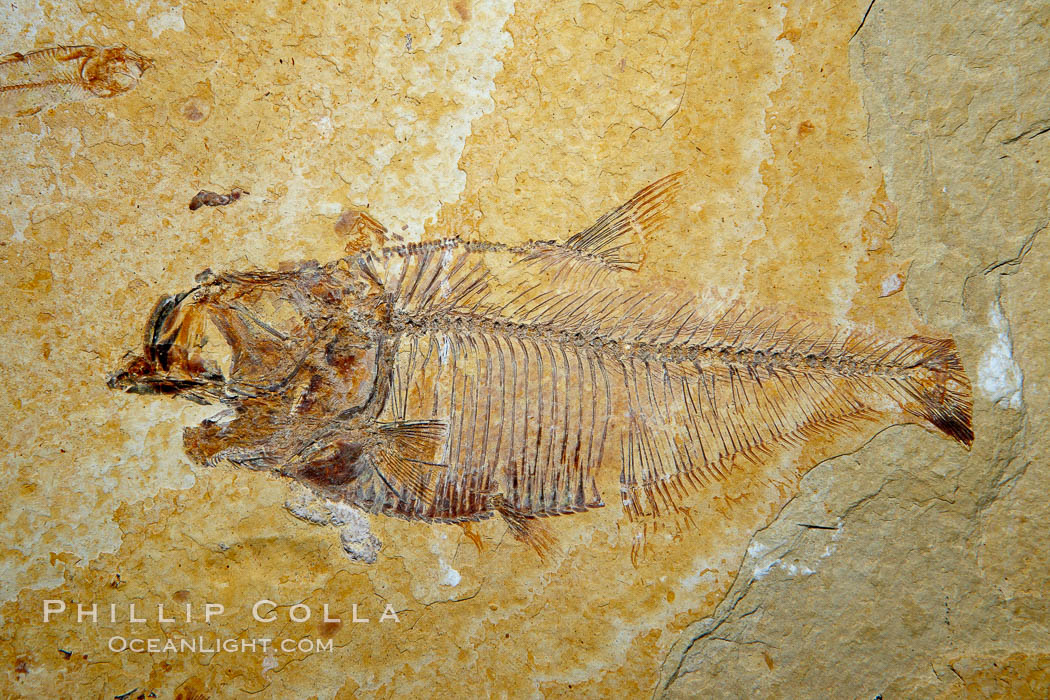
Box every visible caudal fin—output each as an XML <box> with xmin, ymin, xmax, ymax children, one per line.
<box><xmin>894</xmin><ymin>335</ymin><xmax>974</xmax><ymax>447</ymax></box>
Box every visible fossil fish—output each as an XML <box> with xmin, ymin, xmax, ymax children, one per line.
<box><xmin>0</xmin><ymin>45</ymin><xmax>151</xmax><ymax>117</ymax></box>
<box><xmin>107</xmin><ymin>173</ymin><xmax>973</xmax><ymax>558</ymax></box>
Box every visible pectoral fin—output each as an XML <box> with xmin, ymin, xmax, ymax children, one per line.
<box><xmin>370</xmin><ymin>419</ymin><xmax>448</xmax><ymax>501</ymax></box>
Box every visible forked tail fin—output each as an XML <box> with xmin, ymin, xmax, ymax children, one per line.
<box><xmin>893</xmin><ymin>335</ymin><xmax>974</xmax><ymax>447</ymax></box>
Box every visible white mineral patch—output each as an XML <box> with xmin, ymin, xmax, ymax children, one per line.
<box><xmin>438</xmin><ymin>558</ymin><xmax>461</xmax><ymax>587</ymax></box>
<box><xmin>747</xmin><ymin>539</ymin><xmax>781</xmax><ymax>580</ymax></box>
<box><xmin>330</xmin><ymin>502</ymin><xmax>382</xmax><ymax>563</ymax></box>
<box><xmin>753</xmin><ymin>557</ymin><xmax>781</xmax><ymax>580</ymax></box>
<box><xmin>314</xmin><ymin>115</ymin><xmax>334</xmax><ymax>140</ymax></box>
<box><xmin>784</xmin><ymin>563</ymin><xmax>816</xmax><ymax>577</ymax></box>
<box><xmin>879</xmin><ymin>271</ymin><xmax>905</xmax><ymax>297</ymax></box>
<box><xmin>284</xmin><ymin>490</ymin><xmax>382</xmax><ymax>563</ymax></box>
<box><xmin>977</xmin><ymin>301</ymin><xmax>1023</xmax><ymax>409</ymax></box>
<box><xmin>147</xmin><ymin>5</ymin><xmax>185</xmax><ymax>38</ymax></box>
<box><xmin>747</xmin><ymin>540</ymin><xmax>768</xmax><ymax>557</ymax></box>
<box><xmin>284</xmin><ymin>491</ymin><xmax>333</xmax><ymax>526</ymax></box>
<box><xmin>747</xmin><ymin>532</ymin><xmax>830</xmax><ymax>580</ymax></box>
<box><xmin>327</xmin><ymin>500</ymin><xmax>367</xmax><ymax>528</ymax></box>
<box><xmin>367</xmin><ymin>0</ymin><xmax>516</xmax><ymax>237</ymax></box>
<box><xmin>339</xmin><ymin>526</ymin><xmax>382</xmax><ymax>564</ymax></box>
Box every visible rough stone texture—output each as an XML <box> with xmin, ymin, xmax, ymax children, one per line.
<box><xmin>661</xmin><ymin>2</ymin><xmax>1050</xmax><ymax>698</ymax></box>
<box><xmin>0</xmin><ymin>0</ymin><xmax>1045</xmax><ymax>698</ymax></box>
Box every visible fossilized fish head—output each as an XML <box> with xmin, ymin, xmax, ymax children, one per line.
<box><xmin>108</xmin><ymin>269</ymin><xmax>386</xmax><ymax>469</ymax></box>
<box><xmin>107</xmin><ymin>289</ymin><xmax>231</xmax><ymax>405</ymax></box>
<box><xmin>80</xmin><ymin>46</ymin><xmax>152</xmax><ymax>98</ymax></box>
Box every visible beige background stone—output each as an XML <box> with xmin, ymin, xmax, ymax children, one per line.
<box><xmin>661</xmin><ymin>2</ymin><xmax>1050</xmax><ymax>698</ymax></box>
<box><xmin>0</xmin><ymin>0</ymin><xmax>1044</xmax><ymax>697</ymax></box>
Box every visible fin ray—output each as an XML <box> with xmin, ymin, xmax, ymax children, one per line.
<box><xmin>515</xmin><ymin>172</ymin><xmax>684</xmax><ymax>280</ymax></box>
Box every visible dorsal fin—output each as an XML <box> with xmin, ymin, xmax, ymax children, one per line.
<box><xmin>515</xmin><ymin>172</ymin><xmax>683</xmax><ymax>282</ymax></box>
<box><xmin>564</xmin><ymin>171</ymin><xmax>683</xmax><ymax>269</ymax></box>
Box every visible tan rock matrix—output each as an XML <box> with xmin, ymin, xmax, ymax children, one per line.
<box><xmin>0</xmin><ymin>0</ymin><xmax>1044</xmax><ymax>697</ymax></box>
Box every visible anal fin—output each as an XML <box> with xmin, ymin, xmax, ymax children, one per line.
<box><xmin>491</xmin><ymin>494</ymin><xmax>557</xmax><ymax>560</ymax></box>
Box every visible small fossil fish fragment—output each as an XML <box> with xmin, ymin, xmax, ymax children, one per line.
<box><xmin>335</xmin><ymin>209</ymin><xmax>392</xmax><ymax>254</ymax></box>
<box><xmin>188</xmin><ymin>188</ymin><xmax>248</xmax><ymax>211</ymax></box>
<box><xmin>0</xmin><ymin>45</ymin><xmax>151</xmax><ymax>117</ymax></box>
<box><xmin>108</xmin><ymin>173</ymin><xmax>974</xmax><ymax>560</ymax></box>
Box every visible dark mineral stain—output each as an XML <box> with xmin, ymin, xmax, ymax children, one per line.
<box><xmin>325</xmin><ymin>337</ymin><xmax>361</xmax><ymax>373</ymax></box>
<box><xmin>294</xmin><ymin>373</ymin><xmax>325</xmax><ymax>414</ymax></box>
<box><xmin>319</xmin><ymin>617</ymin><xmax>342</xmax><ymax>637</ymax></box>
<box><xmin>299</xmin><ymin>443</ymin><xmax>366</xmax><ymax>487</ymax></box>
<box><xmin>188</xmin><ymin>188</ymin><xmax>247</xmax><ymax>211</ymax></box>
<box><xmin>181</xmin><ymin>99</ymin><xmax>209</xmax><ymax>122</ymax></box>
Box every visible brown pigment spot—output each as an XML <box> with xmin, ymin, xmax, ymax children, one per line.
<box><xmin>182</xmin><ymin>98</ymin><xmax>209</xmax><ymax>122</ymax></box>
<box><xmin>300</xmin><ymin>443</ymin><xmax>365</xmax><ymax>487</ymax></box>
<box><xmin>325</xmin><ymin>338</ymin><xmax>360</xmax><ymax>373</ymax></box>
<box><xmin>319</xmin><ymin>618</ymin><xmax>342</xmax><ymax>637</ymax></box>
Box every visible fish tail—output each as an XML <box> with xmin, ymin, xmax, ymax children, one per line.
<box><xmin>890</xmin><ymin>335</ymin><xmax>974</xmax><ymax>447</ymax></box>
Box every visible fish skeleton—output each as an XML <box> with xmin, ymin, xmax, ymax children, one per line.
<box><xmin>0</xmin><ymin>44</ymin><xmax>151</xmax><ymax>117</ymax></box>
<box><xmin>108</xmin><ymin>173</ymin><xmax>973</xmax><ymax>558</ymax></box>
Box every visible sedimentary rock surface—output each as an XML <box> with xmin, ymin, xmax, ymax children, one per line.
<box><xmin>1</xmin><ymin>0</ymin><xmax>1044</xmax><ymax>697</ymax></box>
